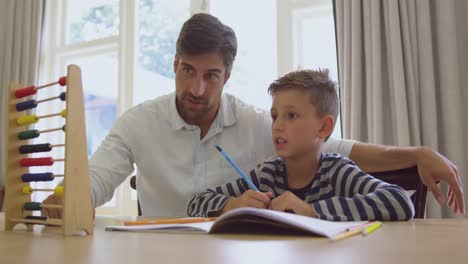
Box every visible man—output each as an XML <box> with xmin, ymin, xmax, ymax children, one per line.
<box><xmin>43</xmin><ymin>13</ymin><xmax>463</xmax><ymax>218</ymax></box>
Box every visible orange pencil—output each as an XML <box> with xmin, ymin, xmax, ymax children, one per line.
<box><xmin>331</xmin><ymin>228</ymin><xmax>363</xmax><ymax>241</ymax></box>
<box><xmin>124</xmin><ymin>217</ymin><xmax>217</xmax><ymax>226</ymax></box>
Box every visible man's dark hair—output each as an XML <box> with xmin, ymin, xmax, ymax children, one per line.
<box><xmin>176</xmin><ymin>13</ymin><xmax>237</xmax><ymax>71</ymax></box>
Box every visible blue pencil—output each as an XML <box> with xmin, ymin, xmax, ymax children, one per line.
<box><xmin>215</xmin><ymin>145</ymin><xmax>259</xmax><ymax>191</ymax></box>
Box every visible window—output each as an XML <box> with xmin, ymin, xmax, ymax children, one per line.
<box><xmin>278</xmin><ymin>0</ymin><xmax>342</xmax><ymax>139</ymax></box>
<box><xmin>133</xmin><ymin>0</ymin><xmax>190</xmax><ymax>105</ymax></box>
<box><xmin>40</xmin><ymin>0</ymin><xmax>341</xmax><ymax>216</ymax></box>
<box><xmin>211</xmin><ymin>0</ymin><xmax>277</xmax><ymax>111</ymax></box>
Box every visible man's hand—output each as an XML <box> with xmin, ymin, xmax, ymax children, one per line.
<box><xmin>41</xmin><ymin>194</ymin><xmax>96</xmax><ymax>219</ymax></box>
<box><xmin>416</xmin><ymin>147</ymin><xmax>465</xmax><ymax>214</ymax></box>
<box><xmin>269</xmin><ymin>191</ymin><xmax>317</xmax><ymax>217</ymax></box>
<box><xmin>221</xmin><ymin>190</ymin><xmax>272</xmax><ymax>214</ymax></box>
<box><xmin>41</xmin><ymin>194</ymin><xmax>63</xmax><ymax>219</ymax></box>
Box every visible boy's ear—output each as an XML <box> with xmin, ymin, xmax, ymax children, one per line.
<box><xmin>318</xmin><ymin>115</ymin><xmax>335</xmax><ymax>139</ymax></box>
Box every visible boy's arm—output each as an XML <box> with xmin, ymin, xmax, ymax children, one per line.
<box><xmin>312</xmin><ymin>160</ymin><xmax>415</xmax><ymax>221</ymax></box>
<box><xmin>187</xmin><ymin>178</ymin><xmax>250</xmax><ymax>217</ymax></box>
<box><xmin>187</xmin><ymin>163</ymin><xmax>273</xmax><ymax>217</ymax></box>
<box><xmin>349</xmin><ymin>142</ymin><xmax>464</xmax><ymax>214</ymax></box>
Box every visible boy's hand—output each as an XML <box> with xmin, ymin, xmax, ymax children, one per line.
<box><xmin>270</xmin><ymin>191</ymin><xmax>317</xmax><ymax>217</ymax></box>
<box><xmin>221</xmin><ymin>190</ymin><xmax>272</xmax><ymax>214</ymax></box>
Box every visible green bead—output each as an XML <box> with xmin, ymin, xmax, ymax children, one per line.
<box><xmin>18</xmin><ymin>130</ymin><xmax>39</xmax><ymax>140</ymax></box>
<box><xmin>24</xmin><ymin>202</ymin><xmax>42</xmax><ymax>210</ymax></box>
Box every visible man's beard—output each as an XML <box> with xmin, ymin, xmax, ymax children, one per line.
<box><xmin>176</xmin><ymin>93</ymin><xmax>209</xmax><ymax>122</ymax></box>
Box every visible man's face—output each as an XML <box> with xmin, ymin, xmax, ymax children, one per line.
<box><xmin>174</xmin><ymin>52</ymin><xmax>230</xmax><ymax>127</ymax></box>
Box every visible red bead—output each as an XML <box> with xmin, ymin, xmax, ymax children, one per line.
<box><xmin>15</xmin><ymin>86</ymin><xmax>37</xmax><ymax>98</ymax></box>
<box><xmin>59</xmin><ymin>77</ymin><xmax>67</xmax><ymax>86</ymax></box>
<box><xmin>20</xmin><ymin>157</ymin><xmax>54</xmax><ymax>167</ymax></box>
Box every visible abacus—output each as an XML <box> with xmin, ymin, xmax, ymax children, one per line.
<box><xmin>4</xmin><ymin>64</ymin><xmax>93</xmax><ymax>236</ymax></box>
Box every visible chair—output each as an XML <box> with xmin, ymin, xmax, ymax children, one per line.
<box><xmin>129</xmin><ymin>175</ymin><xmax>142</xmax><ymax>216</ymax></box>
<box><xmin>371</xmin><ymin>166</ymin><xmax>427</xmax><ymax>218</ymax></box>
<box><xmin>0</xmin><ymin>186</ymin><xmax>4</xmax><ymax>212</ymax></box>
<box><xmin>130</xmin><ymin>166</ymin><xmax>428</xmax><ymax>218</ymax></box>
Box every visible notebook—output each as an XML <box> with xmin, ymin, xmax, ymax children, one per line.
<box><xmin>105</xmin><ymin>207</ymin><xmax>367</xmax><ymax>238</ymax></box>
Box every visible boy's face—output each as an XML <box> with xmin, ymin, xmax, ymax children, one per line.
<box><xmin>173</xmin><ymin>51</ymin><xmax>230</xmax><ymax>127</ymax></box>
<box><xmin>270</xmin><ymin>89</ymin><xmax>333</xmax><ymax>159</ymax></box>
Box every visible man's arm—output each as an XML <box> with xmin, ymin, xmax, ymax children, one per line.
<box><xmin>42</xmin><ymin>112</ymin><xmax>136</xmax><ymax>218</ymax></box>
<box><xmin>349</xmin><ymin>142</ymin><xmax>464</xmax><ymax>214</ymax></box>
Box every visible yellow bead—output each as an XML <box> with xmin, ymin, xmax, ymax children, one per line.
<box><xmin>60</xmin><ymin>109</ymin><xmax>67</xmax><ymax>118</ymax></box>
<box><xmin>22</xmin><ymin>186</ymin><xmax>32</xmax><ymax>194</ymax></box>
<box><xmin>54</xmin><ymin>186</ymin><xmax>64</xmax><ymax>195</ymax></box>
<box><xmin>17</xmin><ymin>115</ymin><xmax>39</xmax><ymax>126</ymax></box>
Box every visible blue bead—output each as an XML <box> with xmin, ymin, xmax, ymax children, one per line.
<box><xmin>16</xmin><ymin>100</ymin><xmax>37</xmax><ymax>111</ymax></box>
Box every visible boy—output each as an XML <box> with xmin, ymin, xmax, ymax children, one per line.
<box><xmin>187</xmin><ymin>69</ymin><xmax>414</xmax><ymax>221</ymax></box>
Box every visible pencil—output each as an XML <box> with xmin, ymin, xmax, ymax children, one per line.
<box><xmin>215</xmin><ymin>145</ymin><xmax>259</xmax><ymax>191</ymax></box>
<box><xmin>347</xmin><ymin>221</ymin><xmax>378</xmax><ymax>231</ymax></box>
<box><xmin>361</xmin><ymin>221</ymin><xmax>382</xmax><ymax>236</ymax></box>
<box><xmin>331</xmin><ymin>228</ymin><xmax>363</xmax><ymax>241</ymax></box>
<box><xmin>124</xmin><ymin>217</ymin><xmax>217</xmax><ymax>226</ymax></box>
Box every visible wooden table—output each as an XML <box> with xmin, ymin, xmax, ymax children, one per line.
<box><xmin>1</xmin><ymin>213</ymin><xmax>467</xmax><ymax>264</ymax></box>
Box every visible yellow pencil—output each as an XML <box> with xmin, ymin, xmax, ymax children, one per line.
<box><xmin>124</xmin><ymin>217</ymin><xmax>217</xmax><ymax>226</ymax></box>
<box><xmin>331</xmin><ymin>228</ymin><xmax>363</xmax><ymax>241</ymax></box>
<box><xmin>361</xmin><ymin>221</ymin><xmax>382</xmax><ymax>236</ymax></box>
<box><xmin>347</xmin><ymin>221</ymin><xmax>376</xmax><ymax>231</ymax></box>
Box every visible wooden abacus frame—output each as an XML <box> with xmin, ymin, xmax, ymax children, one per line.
<box><xmin>4</xmin><ymin>64</ymin><xmax>93</xmax><ymax>236</ymax></box>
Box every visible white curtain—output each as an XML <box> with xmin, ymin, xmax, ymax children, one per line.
<box><xmin>0</xmin><ymin>0</ymin><xmax>45</xmax><ymax>188</ymax></box>
<box><xmin>335</xmin><ymin>0</ymin><xmax>468</xmax><ymax>218</ymax></box>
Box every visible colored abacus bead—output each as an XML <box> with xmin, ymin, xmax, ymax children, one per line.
<box><xmin>54</xmin><ymin>186</ymin><xmax>64</xmax><ymax>195</ymax></box>
<box><xmin>15</xmin><ymin>100</ymin><xmax>37</xmax><ymax>111</ymax></box>
<box><xmin>18</xmin><ymin>125</ymin><xmax>66</xmax><ymax>140</ymax></box>
<box><xmin>58</xmin><ymin>76</ymin><xmax>66</xmax><ymax>86</ymax></box>
<box><xmin>24</xmin><ymin>202</ymin><xmax>43</xmax><ymax>210</ymax></box>
<box><xmin>17</xmin><ymin>115</ymin><xmax>39</xmax><ymax>125</ymax></box>
<box><xmin>22</xmin><ymin>186</ymin><xmax>63</xmax><ymax>195</ymax></box>
<box><xmin>14</xmin><ymin>76</ymin><xmax>67</xmax><ymax>99</ymax></box>
<box><xmin>21</xmin><ymin>172</ymin><xmax>55</xmax><ymax>182</ymax></box>
<box><xmin>19</xmin><ymin>143</ymin><xmax>52</xmax><ymax>154</ymax></box>
<box><xmin>17</xmin><ymin>110</ymin><xmax>67</xmax><ymax>126</ymax></box>
<box><xmin>18</xmin><ymin>130</ymin><xmax>40</xmax><ymax>140</ymax></box>
<box><xmin>23</xmin><ymin>202</ymin><xmax>62</xmax><ymax>211</ymax></box>
<box><xmin>22</xmin><ymin>186</ymin><xmax>33</xmax><ymax>194</ymax></box>
<box><xmin>14</xmin><ymin>86</ymin><xmax>37</xmax><ymax>98</ymax></box>
<box><xmin>20</xmin><ymin>157</ymin><xmax>54</xmax><ymax>167</ymax></box>
<box><xmin>16</xmin><ymin>92</ymin><xmax>67</xmax><ymax>112</ymax></box>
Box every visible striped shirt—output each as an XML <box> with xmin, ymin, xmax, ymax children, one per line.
<box><xmin>187</xmin><ymin>153</ymin><xmax>415</xmax><ymax>221</ymax></box>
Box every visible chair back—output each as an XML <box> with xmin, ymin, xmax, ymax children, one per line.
<box><xmin>371</xmin><ymin>166</ymin><xmax>427</xmax><ymax>218</ymax></box>
<box><xmin>129</xmin><ymin>176</ymin><xmax>142</xmax><ymax>216</ymax></box>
